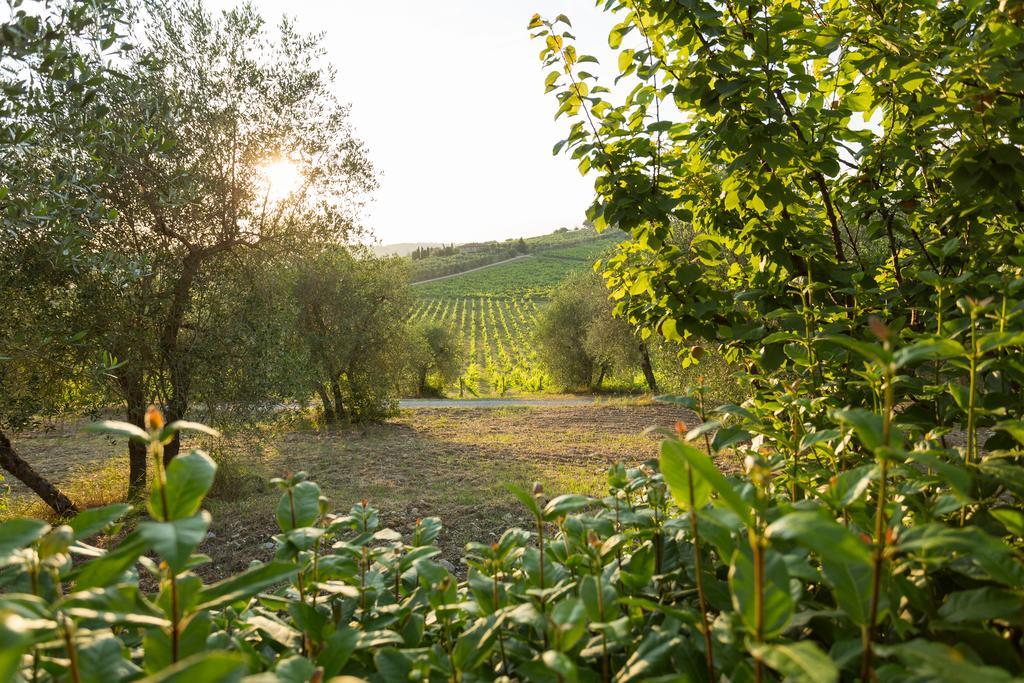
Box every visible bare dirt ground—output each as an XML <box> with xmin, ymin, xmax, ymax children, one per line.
<box><xmin>4</xmin><ymin>403</ymin><xmax>700</xmax><ymax>580</ymax></box>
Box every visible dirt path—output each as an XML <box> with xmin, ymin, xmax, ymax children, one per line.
<box><xmin>409</xmin><ymin>254</ymin><xmax>532</xmax><ymax>285</ymax></box>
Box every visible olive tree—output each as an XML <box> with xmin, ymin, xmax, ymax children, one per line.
<box><xmin>292</xmin><ymin>248</ymin><xmax>412</xmax><ymax>423</ymax></box>
<box><xmin>0</xmin><ymin>0</ymin><xmax>129</xmax><ymax>514</ymax></box>
<box><xmin>407</xmin><ymin>322</ymin><xmax>464</xmax><ymax>396</ymax></box>
<box><xmin>535</xmin><ymin>270</ymin><xmax>654</xmax><ymax>391</ymax></box>
<box><xmin>68</xmin><ymin>1</ymin><xmax>374</xmax><ymax>493</ymax></box>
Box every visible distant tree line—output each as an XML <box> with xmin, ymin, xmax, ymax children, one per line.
<box><xmin>410</xmin><ymin>244</ymin><xmax>457</xmax><ymax>260</ymax></box>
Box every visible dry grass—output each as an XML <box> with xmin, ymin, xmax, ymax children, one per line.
<box><xmin>3</xmin><ymin>403</ymin><xmax>697</xmax><ymax>579</ymax></box>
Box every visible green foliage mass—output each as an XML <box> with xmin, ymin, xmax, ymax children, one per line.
<box><xmin>406</xmin><ymin>321</ymin><xmax>464</xmax><ymax>396</ymax></box>
<box><xmin>290</xmin><ymin>248</ymin><xmax>413</xmax><ymax>423</ymax></box>
<box><xmin>535</xmin><ymin>271</ymin><xmax>648</xmax><ymax>391</ymax></box>
<box><xmin>5</xmin><ymin>392</ymin><xmax>1024</xmax><ymax>681</ymax></box>
<box><xmin>529</xmin><ymin>0</ymin><xmax>1024</xmax><ymax>679</ymax></box>
<box><xmin>5</xmin><ymin>0</ymin><xmax>1024</xmax><ymax>680</ymax></box>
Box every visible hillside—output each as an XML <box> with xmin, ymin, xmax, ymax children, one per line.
<box><xmin>408</xmin><ymin>226</ymin><xmax>615</xmax><ymax>282</ymax></box>
<box><xmin>409</xmin><ymin>228</ymin><xmax>620</xmax><ymax>395</ymax></box>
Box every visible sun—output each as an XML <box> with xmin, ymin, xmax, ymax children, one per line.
<box><xmin>259</xmin><ymin>158</ymin><xmax>304</xmax><ymax>202</ymax></box>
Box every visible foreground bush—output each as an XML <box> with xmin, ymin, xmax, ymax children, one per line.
<box><xmin>2</xmin><ymin>390</ymin><xmax>1023</xmax><ymax>682</ymax></box>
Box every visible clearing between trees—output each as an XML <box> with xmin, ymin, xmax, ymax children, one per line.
<box><xmin>3</xmin><ymin>402</ymin><xmax>699</xmax><ymax>579</ymax></box>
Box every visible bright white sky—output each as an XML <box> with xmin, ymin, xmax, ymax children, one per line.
<box><xmin>207</xmin><ymin>0</ymin><xmax>618</xmax><ymax>246</ymax></box>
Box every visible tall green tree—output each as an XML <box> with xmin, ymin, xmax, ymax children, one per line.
<box><xmin>1</xmin><ymin>0</ymin><xmax>129</xmax><ymax>514</ymax></box>
<box><xmin>292</xmin><ymin>248</ymin><xmax>412</xmax><ymax>423</ymax></box>
<box><xmin>534</xmin><ymin>1</ymin><xmax>1024</xmax><ymax>362</ymax></box>
<box><xmin>68</xmin><ymin>0</ymin><xmax>374</xmax><ymax>493</ymax></box>
<box><xmin>407</xmin><ymin>322</ymin><xmax>464</xmax><ymax>396</ymax></box>
<box><xmin>535</xmin><ymin>270</ymin><xmax>653</xmax><ymax>391</ymax></box>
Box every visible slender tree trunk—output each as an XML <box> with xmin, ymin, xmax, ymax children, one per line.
<box><xmin>160</xmin><ymin>253</ymin><xmax>200</xmax><ymax>465</ymax></box>
<box><xmin>330</xmin><ymin>378</ymin><xmax>345</xmax><ymax>422</ymax></box>
<box><xmin>316</xmin><ymin>383</ymin><xmax>336</xmax><ymax>423</ymax></box>
<box><xmin>418</xmin><ymin>368</ymin><xmax>428</xmax><ymax>396</ymax></box>
<box><xmin>0</xmin><ymin>428</ymin><xmax>78</xmax><ymax>516</ymax></box>
<box><xmin>594</xmin><ymin>364</ymin><xmax>607</xmax><ymax>391</ymax></box>
<box><xmin>126</xmin><ymin>403</ymin><xmax>148</xmax><ymax>499</ymax></box>
<box><xmin>639</xmin><ymin>343</ymin><xmax>658</xmax><ymax>393</ymax></box>
<box><xmin>120</xmin><ymin>369</ymin><xmax>148</xmax><ymax>498</ymax></box>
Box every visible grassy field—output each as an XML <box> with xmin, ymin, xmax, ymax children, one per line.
<box><xmin>411</xmin><ymin>236</ymin><xmax>619</xmax><ymax>394</ymax></box>
<box><xmin>2</xmin><ymin>403</ymin><xmax>704</xmax><ymax>579</ymax></box>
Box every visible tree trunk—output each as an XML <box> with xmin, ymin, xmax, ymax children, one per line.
<box><xmin>120</xmin><ymin>369</ymin><xmax>148</xmax><ymax>498</ymax></box>
<box><xmin>418</xmin><ymin>368</ymin><xmax>428</xmax><ymax>396</ymax></box>
<box><xmin>594</xmin><ymin>364</ymin><xmax>607</xmax><ymax>391</ymax></box>
<box><xmin>126</xmin><ymin>403</ymin><xmax>148</xmax><ymax>499</ymax></box>
<box><xmin>159</xmin><ymin>253</ymin><xmax>201</xmax><ymax>465</ymax></box>
<box><xmin>639</xmin><ymin>343</ymin><xmax>659</xmax><ymax>393</ymax></box>
<box><xmin>0</xmin><ymin>428</ymin><xmax>78</xmax><ymax>517</ymax></box>
<box><xmin>316</xmin><ymin>383</ymin><xmax>336</xmax><ymax>423</ymax></box>
<box><xmin>330</xmin><ymin>378</ymin><xmax>346</xmax><ymax>422</ymax></box>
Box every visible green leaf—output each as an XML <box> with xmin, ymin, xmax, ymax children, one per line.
<box><xmin>149</xmin><ymin>450</ymin><xmax>216</xmax><ymax>521</ymax></box>
<box><xmin>73</xmin><ymin>532</ymin><xmax>148</xmax><ymax>590</ymax></box>
<box><xmin>662</xmin><ymin>318</ymin><xmax>682</xmax><ymax>342</ymax></box>
<box><xmin>729</xmin><ymin>545</ymin><xmax>793</xmax><ymax>639</ymax></box>
<box><xmin>84</xmin><ymin>420</ymin><xmax>149</xmax><ymax>442</ymax></box>
<box><xmin>317</xmin><ymin>627</ymin><xmax>358</xmax><ymax>677</ymax></box>
<box><xmin>0</xmin><ymin>612</ymin><xmax>33</xmax><ymax>682</ymax></box>
<box><xmin>620</xmin><ymin>541</ymin><xmax>655</xmax><ymax>591</ymax></box>
<box><xmin>772</xmin><ymin>8</ymin><xmax>805</xmax><ymax>32</ymax></box>
<box><xmin>195</xmin><ymin>561</ymin><xmax>297</xmax><ymax>611</ymax></box>
<box><xmin>0</xmin><ymin>519</ymin><xmax>49</xmax><ymax>565</ymax></box>
<box><xmin>579</xmin><ymin>574</ymin><xmax>617</xmax><ymax>622</ymax></box>
<box><xmin>68</xmin><ymin>504</ymin><xmax>131</xmax><ymax>541</ymax></box>
<box><xmin>373</xmin><ymin>648</ymin><xmax>413</xmax><ymax>681</ymax></box>
<box><xmin>937</xmin><ymin>587</ymin><xmax>1024</xmax><ymax>623</ymax></box>
<box><xmin>275</xmin><ymin>481</ymin><xmax>322</xmax><ymax>532</ymax></box>
<box><xmin>452</xmin><ymin>615</ymin><xmax>499</xmax><ymax>671</ymax></box>
<box><xmin>543</xmin><ymin>494</ymin><xmax>590</xmax><ymax>521</ymax></box>
<box><xmin>273</xmin><ymin>656</ymin><xmax>315</xmax><ymax>683</ymax></box>
<box><xmin>832</xmin><ymin>408</ymin><xmax>885</xmax><ymax>451</ymax></box>
<box><xmin>892</xmin><ymin>338</ymin><xmax>964</xmax><ymax>368</ymax></box>
<box><xmin>827</xmin><ymin>464</ymin><xmax>877</xmax><ymax>508</ymax></box>
<box><xmin>660</xmin><ymin>439</ymin><xmax>712</xmax><ymax>511</ymax></box>
<box><xmin>897</xmin><ymin>524</ymin><xmax>1024</xmax><ymax>587</ymax></box>
<box><xmin>991</xmin><ymin>508</ymin><xmax>1024</xmax><ymax>536</ymax></box>
<box><xmin>506</xmin><ymin>483</ymin><xmax>541</xmax><ymax>518</ymax></box>
<box><xmin>752</xmin><ymin>641</ymin><xmax>838</xmax><ymax>683</ymax></box>
<box><xmin>994</xmin><ymin>420</ymin><xmax>1024</xmax><ymax>447</ymax></box>
<box><xmin>659</xmin><ymin>439</ymin><xmax>753</xmax><ymax>525</ymax></box>
<box><xmin>138</xmin><ymin>513</ymin><xmax>210</xmax><ymax>573</ymax></box>
<box><xmin>543</xmin><ymin>650</ymin><xmax>579</xmax><ymax>682</ymax></box>
<box><xmin>159</xmin><ymin>420</ymin><xmax>221</xmax><ymax>442</ymax></box>
<box><xmin>817</xmin><ymin>336</ymin><xmax>892</xmax><ymax>367</ymax></box>
<box><xmin>906</xmin><ymin>451</ymin><xmax>974</xmax><ymax>501</ymax></box>
<box><xmin>135</xmin><ymin>652</ymin><xmax>245</xmax><ymax>683</ymax></box>
<box><xmin>766</xmin><ymin>511</ymin><xmax>872</xmax><ymax>567</ymax></box>
<box><xmin>618</xmin><ymin>49</ymin><xmax>634</xmax><ymax>72</ymax></box>
<box><xmin>878</xmin><ymin>640</ymin><xmax>1018</xmax><ymax>681</ymax></box>
<box><xmin>712</xmin><ymin>426</ymin><xmax>750</xmax><ymax>452</ymax></box>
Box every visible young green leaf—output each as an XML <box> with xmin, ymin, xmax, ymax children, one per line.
<box><xmin>752</xmin><ymin>641</ymin><xmax>838</xmax><ymax>683</ymax></box>
<box><xmin>149</xmin><ymin>450</ymin><xmax>216</xmax><ymax>521</ymax></box>
<box><xmin>659</xmin><ymin>439</ymin><xmax>752</xmax><ymax>525</ymax></box>
<box><xmin>660</xmin><ymin>440</ymin><xmax>712</xmax><ymax>511</ymax></box>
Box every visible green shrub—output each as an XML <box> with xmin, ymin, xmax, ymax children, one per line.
<box><xmin>3</xmin><ymin>386</ymin><xmax>1022</xmax><ymax>681</ymax></box>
